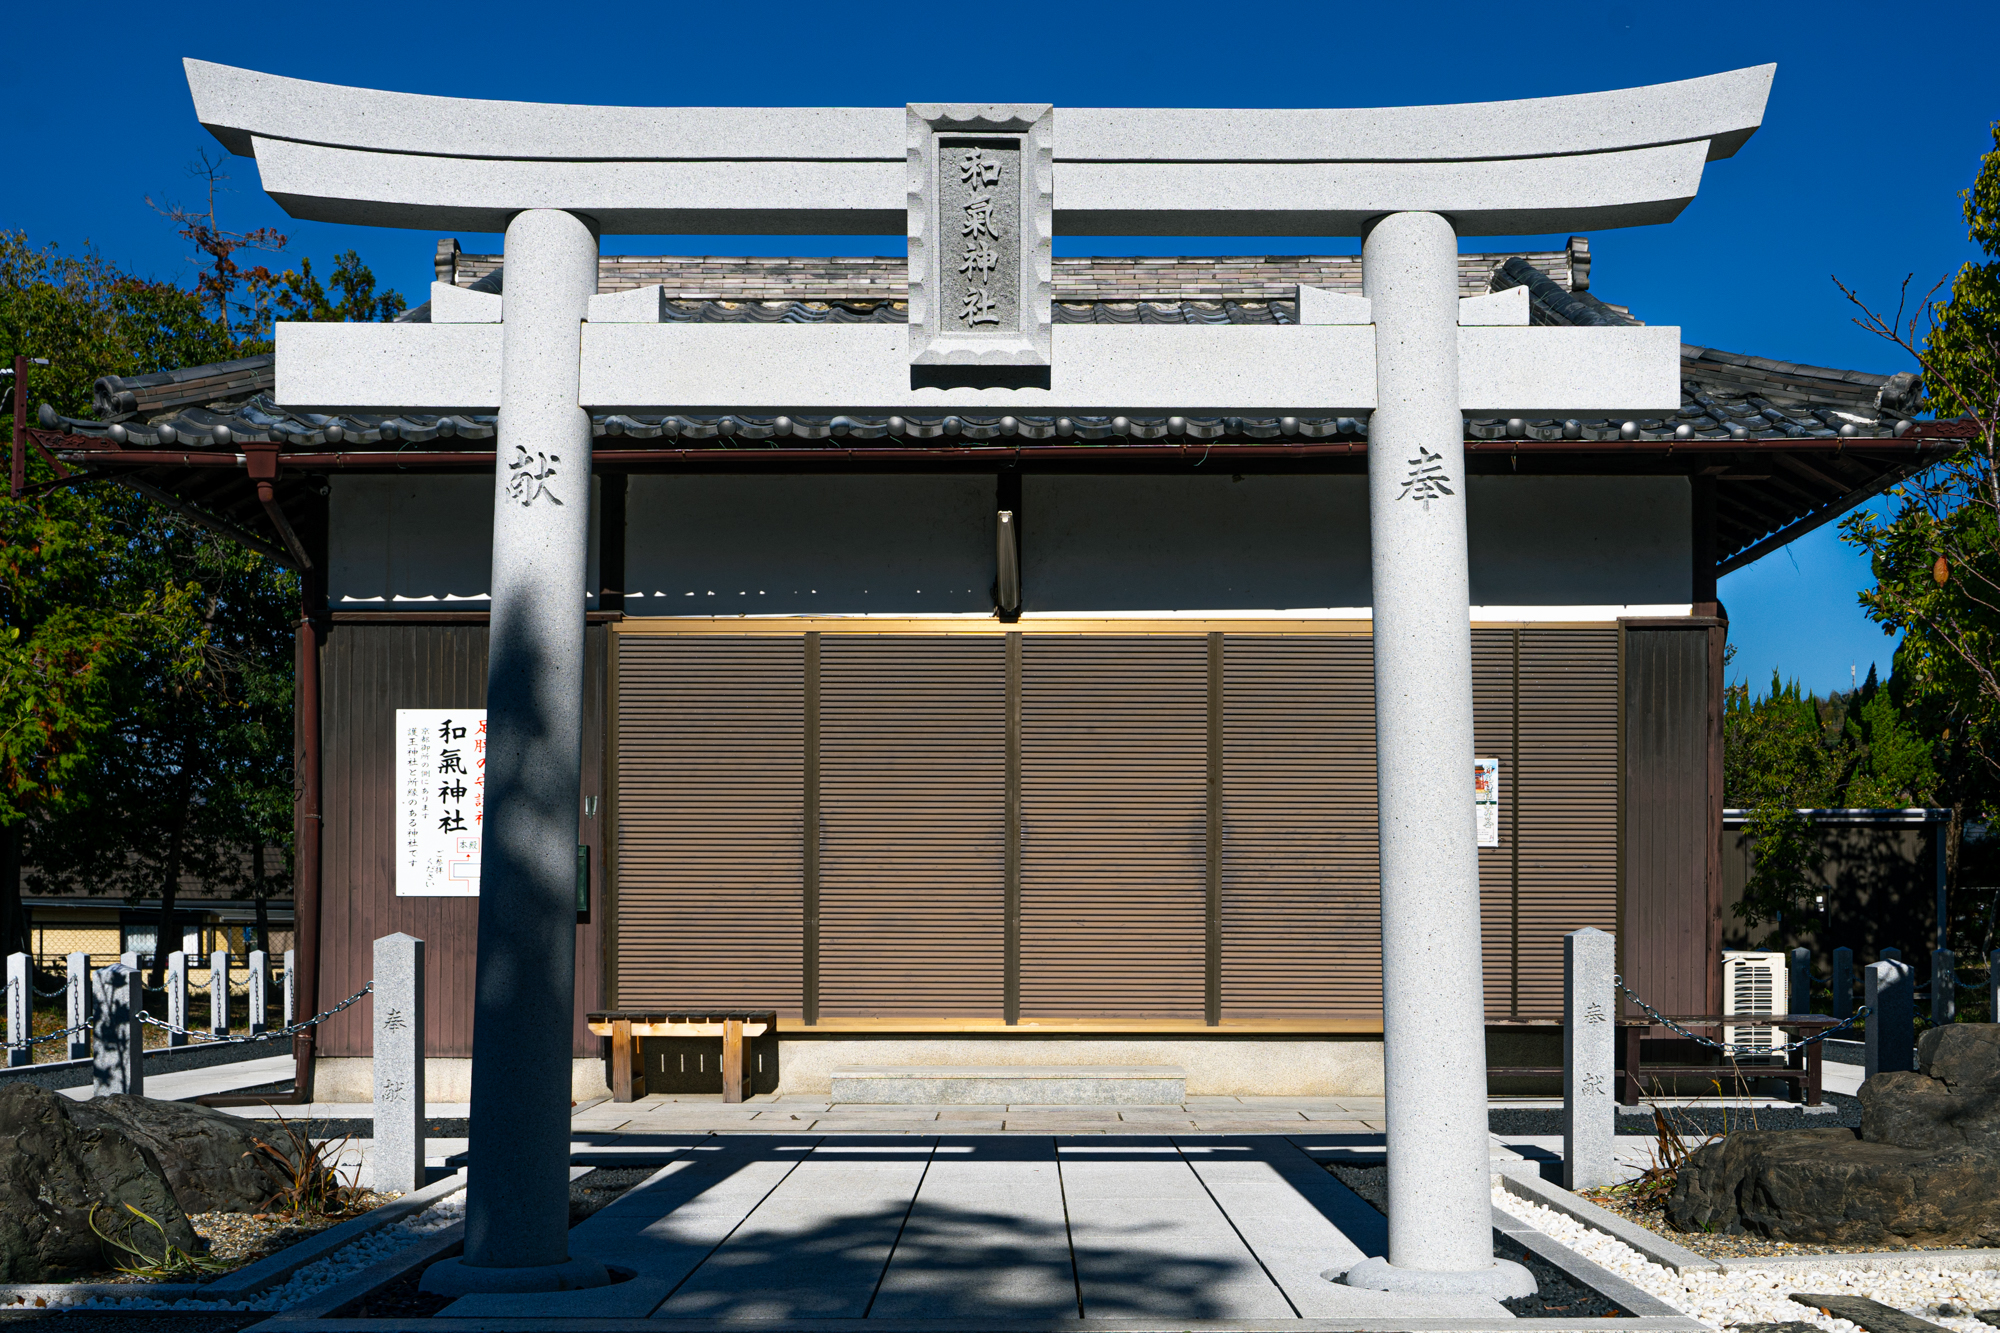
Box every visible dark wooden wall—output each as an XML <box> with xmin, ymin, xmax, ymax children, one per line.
<box><xmin>1721</xmin><ymin>821</ymin><xmax>1940</xmax><ymax>969</ymax></box>
<box><xmin>316</xmin><ymin>621</ymin><xmax>606</xmax><ymax>1059</ymax></box>
<box><xmin>1621</xmin><ymin>624</ymin><xmax>1720</xmax><ymax>1017</ymax></box>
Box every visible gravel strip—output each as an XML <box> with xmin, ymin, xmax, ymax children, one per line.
<box><xmin>1324</xmin><ymin>1163</ymin><xmax>1624</xmax><ymax>1318</ymax></box>
<box><xmin>1492</xmin><ymin>1181</ymin><xmax>2000</xmax><ymax>1332</ymax></box>
<box><xmin>192</xmin><ymin>1194</ymin><xmax>399</xmax><ymax>1270</ymax></box>
<box><xmin>19</xmin><ymin>1166</ymin><xmax>656</xmax><ymax>1315</ymax></box>
<box><xmin>21</xmin><ymin>1196</ymin><xmax>466</xmax><ymax>1313</ymax></box>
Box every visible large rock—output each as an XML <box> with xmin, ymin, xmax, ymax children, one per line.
<box><xmin>0</xmin><ymin>1084</ymin><xmax>203</xmax><ymax>1282</ymax></box>
<box><xmin>1666</xmin><ymin>1023</ymin><xmax>2000</xmax><ymax>1247</ymax></box>
<box><xmin>1666</xmin><ymin>1127</ymin><xmax>2000</xmax><ymax>1247</ymax></box>
<box><xmin>1858</xmin><ymin>1026</ymin><xmax>2000</xmax><ymax>1152</ymax></box>
<box><xmin>67</xmin><ymin>1095</ymin><xmax>298</xmax><ymax>1215</ymax></box>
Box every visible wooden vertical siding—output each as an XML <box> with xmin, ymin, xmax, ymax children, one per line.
<box><xmin>1620</xmin><ymin>627</ymin><xmax>1715</xmax><ymax>1017</ymax></box>
<box><xmin>317</xmin><ymin>622</ymin><xmax>607</xmax><ymax>1059</ymax></box>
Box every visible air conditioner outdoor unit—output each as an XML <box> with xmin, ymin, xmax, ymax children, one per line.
<box><xmin>1722</xmin><ymin>950</ymin><xmax>1787</xmax><ymax>1065</ymax></box>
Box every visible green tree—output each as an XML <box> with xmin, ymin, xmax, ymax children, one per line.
<box><xmin>273</xmin><ymin>252</ymin><xmax>406</xmax><ymax>326</ymax></box>
<box><xmin>1841</xmin><ymin>663</ymin><xmax>1938</xmax><ymax>808</ymax></box>
<box><xmin>0</xmin><ymin>233</ymin><xmax>231</xmax><ymax>955</ymax></box>
<box><xmin>3</xmin><ymin>209</ymin><xmax>400</xmax><ymax>968</ymax></box>
<box><xmin>23</xmin><ymin>521</ymin><xmax>296</xmax><ymax>981</ymax></box>
<box><xmin>1724</xmin><ymin>671</ymin><xmax>1846</xmax><ymax>939</ymax></box>
<box><xmin>1839</xmin><ymin>121</ymin><xmax>2000</xmax><ymax>906</ymax></box>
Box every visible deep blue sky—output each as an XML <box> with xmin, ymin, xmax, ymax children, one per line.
<box><xmin>7</xmin><ymin>0</ymin><xmax>1994</xmax><ymax>697</ymax></box>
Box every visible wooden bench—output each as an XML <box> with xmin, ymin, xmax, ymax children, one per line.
<box><xmin>1618</xmin><ymin>1014</ymin><xmax>1837</xmax><ymax>1108</ymax></box>
<box><xmin>586</xmin><ymin>1010</ymin><xmax>777</xmax><ymax>1104</ymax></box>
<box><xmin>1487</xmin><ymin>1015</ymin><xmax>1839</xmax><ymax>1108</ymax></box>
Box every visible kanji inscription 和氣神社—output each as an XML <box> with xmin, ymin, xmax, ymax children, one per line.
<box><xmin>906</xmin><ymin>103</ymin><xmax>1052</xmax><ymax>366</ymax></box>
<box><xmin>396</xmin><ymin>708</ymin><xmax>486</xmax><ymax>896</ymax></box>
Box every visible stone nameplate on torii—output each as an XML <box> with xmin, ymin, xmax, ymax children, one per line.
<box><xmin>906</xmin><ymin>102</ymin><xmax>1052</xmax><ymax>367</ymax></box>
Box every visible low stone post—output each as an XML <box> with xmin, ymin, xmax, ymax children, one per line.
<box><xmin>283</xmin><ymin>948</ymin><xmax>297</xmax><ymax>1028</ymax></box>
<box><xmin>1789</xmin><ymin>947</ymin><xmax>1811</xmax><ymax>1015</ymax></box>
<box><xmin>1563</xmin><ymin>928</ymin><xmax>1616</xmax><ymax>1189</ymax></box>
<box><xmin>165</xmin><ymin>951</ymin><xmax>189</xmax><ymax>1049</ymax></box>
<box><xmin>1931</xmin><ymin>948</ymin><xmax>1956</xmax><ymax>1027</ymax></box>
<box><xmin>6</xmin><ymin>953</ymin><xmax>29</xmax><ymax>1068</ymax></box>
<box><xmin>1865</xmin><ymin>959</ymin><xmax>1915</xmax><ymax>1079</ymax></box>
<box><xmin>373</xmin><ymin>933</ymin><xmax>427</xmax><ymax>1194</ymax></box>
<box><xmin>1880</xmin><ymin>946</ymin><xmax>1901</xmax><ymax>963</ymax></box>
<box><xmin>210</xmin><ymin>949</ymin><xmax>231</xmax><ymax>1035</ymax></box>
<box><xmin>1832</xmin><ymin>947</ymin><xmax>1854</xmax><ymax>1021</ymax></box>
<box><xmin>92</xmin><ymin>964</ymin><xmax>143</xmax><ymax>1096</ymax></box>
<box><xmin>119</xmin><ymin>951</ymin><xmax>138</xmax><ymax>971</ymax></box>
<box><xmin>67</xmin><ymin>952</ymin><xmax>90</xmax><ymax>1061</ymax></box>
<box><xmin>248</xmin><ymin>950</ymin><xmax>270</xmax><ymax>1035</ymax></box>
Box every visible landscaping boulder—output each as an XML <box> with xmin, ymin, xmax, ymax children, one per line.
<box><xmin>1858</xmin><ymin>1025</ymin><xmax>2000</xmax><ymax>1152</ymax></box>
<box><xmin>1666</xmin><ymin>1126</ymin><xmax>2000</xmax><ymax>1247</ymax></box>
<box><xmin>0</xmin><ymin>1084</ymin><xmax>202</xmax><ymax>1282</ymax></box>
<box><xmin>1666</xmin><ymin>1023</ymin><xmax>2000</xmax><ymax>1247</ymax></box>
<box><xmin>67</xmin><ymin>1095</ymin><xmax>298</xmax><ymax>1215</ymax></box>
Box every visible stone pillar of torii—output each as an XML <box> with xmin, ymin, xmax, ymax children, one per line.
<box><xmin>186</xmin><ymin>60</ymin><xmax>1772</xmax><ymax>1296</ymax></box>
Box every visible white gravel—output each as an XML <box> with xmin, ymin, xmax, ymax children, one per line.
<box><xmin>1493</xmin><ymin>1181</ymin><xmax>2000</xmax><ymax>1331</ymax></box>
<box><xmin>26</xmin><ymin>1193</ymin><xmax>465</xmax><ymax>1313</ymax></box>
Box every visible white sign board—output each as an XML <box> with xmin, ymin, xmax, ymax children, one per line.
<box><xmin>396</xmin><ymin>708</ymin><xmax>486</xmax><ymax>896</ymax></box>
<box><xmin>1474</xmin><ymin>757</ymin><xmax>1500</xmax><ymax>848</ymax></box>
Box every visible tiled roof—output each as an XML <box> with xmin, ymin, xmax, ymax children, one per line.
<box><xmin>433</xmin><ymin>238</ymin><xmax>1581</xmax><ymax>304</ymax></box>
<box><xmin>37</xmin><ymin>246</ymin><xmax>1940</xmax><ymax>575</ymax></box>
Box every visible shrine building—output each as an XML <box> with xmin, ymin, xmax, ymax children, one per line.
<box><xmin>33</xmin><ymin>239</ymin><xmax>1944</xmax><ymax>1099</ymax></box>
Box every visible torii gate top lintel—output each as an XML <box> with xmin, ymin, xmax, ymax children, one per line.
<box><xmin>184</xmin><ymin>59</ymin><xmax>1773</xmax><ymax>237</ymax></box>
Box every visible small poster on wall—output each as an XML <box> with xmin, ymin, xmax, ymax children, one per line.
<box><xmin>396</xmin><ymin>708</ymin><xmax>487</xmax><ymax>896</ymax></box>
<box><xmin>1474</xmin><ymin>757</ymin><xmax>1500</xmax><ymax>848</ymax></box>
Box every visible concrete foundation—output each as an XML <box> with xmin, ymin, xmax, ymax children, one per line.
<box><xmin>311</xmin><ymin>1057</ymin><xmax>612</xmax><ymax>1103</ymax></box>
<box><xmin>829</xmin><ymin>1063</ymin><xmax>1186</xmax><ymax>1104</ymax></box>
<box><xmin>312</xmin><ymin>1038</ymin><xmax>1384</xmax><ymax>1101</ymax></box>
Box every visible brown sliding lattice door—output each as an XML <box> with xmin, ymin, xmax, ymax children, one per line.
<box><xmin>613</xmin><ymin>635</ymin><xmax>805</xmax><ymax>1014</ymax></box>
<box><xmin>1018</xmin><ymin>636</ymin><xmax>1210</xmax><ymax>1019</ymax></box>
<box><xmin>608</xmin><ymin>624</ymin><xmax>1623</xmax><ymax>1021</ymax></box>
<box><xmin>1218</xmin><ymin>635</ymin><xmax>1383</xmax><ymax>1018</ymax></box>
<box><xmin>816</xmin><ymin>635</ymin><xmax>1008</xmax><ymax>1017</ymax></box>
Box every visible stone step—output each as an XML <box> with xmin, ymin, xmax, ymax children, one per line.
<box><xmin>829</xmin><ymin>1063</ymin><xmax>1187</xmax><ymax>1106</ymax></box>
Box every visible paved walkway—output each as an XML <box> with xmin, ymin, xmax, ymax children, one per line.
<box><xmin>572</xmin><ymin>1093</ymin><xmax>1389</xmax><ymax>1137</ymax></box>
<box><xmin>442</xmin><ymin>1133</ymin><xmax>1520</xmax><ymax>1322</ymax></box>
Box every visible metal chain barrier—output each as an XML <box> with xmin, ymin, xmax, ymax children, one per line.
<box><xmin>8</xmin><ymin>982</ymin><xmax>373</xmax><ymax>1053</ymax></box>
<box><xmin>2</xmin><ymin>1021</ymin><xmax>93</xmax><ymax>1052</ymax></box>
<box><xmin>138</xmin><ymin>981</ymin><xmax>373</xmax><ymax>1046</ymax></box>
<box><xmin>4</xmin><ymin>971</ymin><xmax>84</xmax><ymax>1000</ymax></box>
<box><xmin>1614</xmin><ymin>974</ymin><xmax>1871</xmax><ymax>1056</ymax></box>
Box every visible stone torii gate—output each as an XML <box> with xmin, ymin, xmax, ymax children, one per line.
<box><xmin>185</xmin><ymin>60</ymin><xmax>1772</xmax><ymax>1296</ymax></box>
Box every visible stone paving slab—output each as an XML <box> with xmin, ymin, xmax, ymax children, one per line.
<box><xmin>1178</xmin><ymin>1138</ymin><xmax>1508</xmax><ymax>1321</ymax></box>
<box><xmin>869</xmin><ymin>1136</ymin><xmax>1079</xmax><ymax>1320</ymax></box>
<box><xmin>653</xmin><ymin>1139</ymin><xmax>936</xmax><ymax>1320</ymax></box>
<box><xmin>569</xmin><ymin>1141</ymin><xmax>814</xmax><ymax>1291</ymax></box>
<box><xmin>1055</xmin><ymin>1137</ymin><xmax>1295</xmax><ymax>1320</ymax></box>
<box><xmin>391</xmin><ymin>1128</ymin><xmax>1680</xmax><ymax>1329</ymax></box>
